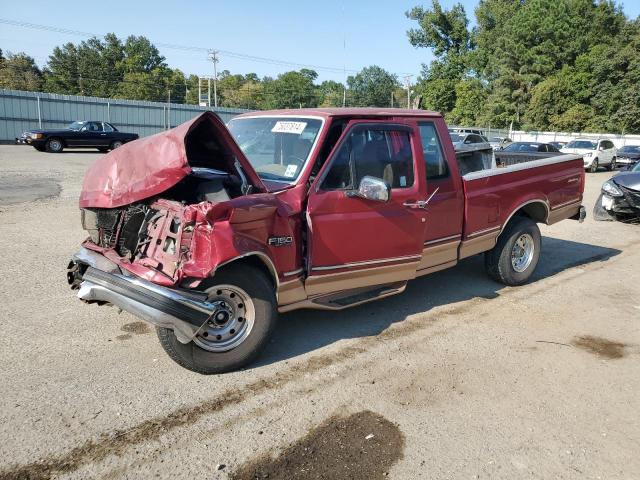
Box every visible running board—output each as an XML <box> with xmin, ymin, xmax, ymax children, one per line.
<box><xmin>278</xmin><ymin>282</ymin><xmax>407</xmax><ymax>313</ymax></box>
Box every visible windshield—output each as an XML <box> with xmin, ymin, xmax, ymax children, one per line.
<box><xmin>504</xmin><ymin>143</ymin><xmax>538</xmax><ymax>152</ymax></box>
<box><xmin>566</xmin><ymin>140</ymin><xmax>596</xmax><ymax>150</ymax></box>
<box><xmin>227</xmin><ymin>117</ymin><xmax>322</xmax><ymax>182</ymax></box>
<box><xmin>632</xmin><ymin>162</ymin><xmax>640</xmax><ymax>172</ymax></box>
<box><xmin>67</xmin><ymin>121</ymin><xmax>86</xmax><ymax>131</ymax></box>
<box><xmin>619</xmin><ymin>145</ymin><xmax>640</xmax><ymax>154</ymax></box>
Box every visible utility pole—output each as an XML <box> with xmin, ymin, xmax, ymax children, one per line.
<box><xmin>403</xmin><ymin>74</ymin><xmax>413</xmax><ymax>109</ymax></box>
<box><xmin>167</xmin><ymin>90</ymin><xmax>171</xmax><ymax>129</ymax></box>
<box><xmin>208</xmin><ymin>50</ymin><xmax>219</xmax><ymax>108</ymax></box>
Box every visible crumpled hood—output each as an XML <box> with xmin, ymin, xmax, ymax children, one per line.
<box><xmin>79</xmin><ymin>111</ymin><xmax>265</xmax><ymax>208</ymax></box>
<box><xmin>613</xmin><ymin>171</ymin><xmax>640</xmax><ymax>191</ymax></box>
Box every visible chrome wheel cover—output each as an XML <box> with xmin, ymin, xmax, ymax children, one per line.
<box><xmin>193</xmin><ymin>284</ymin><xmax>255</xmax><ymax>352</ymax></box>
<box><xmin>50</xmin><ymin>139</ymin><xmax>61</xmax><ymax>151</ymax></box>
<box><xmin>511</xmin><ymin>233</ymin><xmax>535</xmax><ymax>273</ymax></box>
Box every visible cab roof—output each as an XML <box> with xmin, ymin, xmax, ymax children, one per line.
<box><xmin>235</xmin><ymin>107</ymin><xmax>441</xmax><ymax>119</ymax></box>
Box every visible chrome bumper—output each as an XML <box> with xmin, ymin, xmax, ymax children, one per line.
<box><xmin>69</xmin><ymin>249</ymin><xmax>216</xmax><ymax>343</ymax></box>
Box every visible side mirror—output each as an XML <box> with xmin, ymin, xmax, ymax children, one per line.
<box><xmin>346</xmin><ymin>176</ymin><xmax>390</xmax><ymax>202</ymax></box>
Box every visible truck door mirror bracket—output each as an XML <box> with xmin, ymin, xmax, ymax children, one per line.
<box><xmin>345</xmin><ymin>176</ymin><xmax>391</xmax><ymax>202</ymax></box>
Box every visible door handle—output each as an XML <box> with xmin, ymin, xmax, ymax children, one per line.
<box><xmin>567</xmin><ymin>178</ymin><xmax>579</xmax><ymax>183</ymax></box>
<box><xmin>100</xmin><ymin>133</ymin><xmax>106</xmax><ymax>136</ymax></box>
<box><xmin>403</xmin><ymin>187</ymin><xmax>440</xmax><ymax>210</ymax></box>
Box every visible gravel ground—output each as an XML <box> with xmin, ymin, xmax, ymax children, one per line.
<box><xmin>0</xmin><ymin>145</ymin><xmax>638</xmax><ymax>480</ymax></box>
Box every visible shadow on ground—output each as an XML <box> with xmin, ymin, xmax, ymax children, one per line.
<box><xmin>256</xmin><ymin>237</ymin><xmax>621</xmax><ymax>367</ymax></box>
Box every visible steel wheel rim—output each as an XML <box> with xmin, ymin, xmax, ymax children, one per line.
<box><xmin>511</xmin><ymin>233</ymin><xmax>535</xmax><ymax>273</ymax></box>
<box><xmin>112</xmin><ymin>141</ymin><xmax>122</xmax><ymax>149</ymax></box>
<box><xmin>193</xmin><ymin>284</ymin><xmax>255</xmax><ymax>352</ymax></box>
<box><xmin>50</xmin><ymin>139</ymin><xmax>61</xmax><ymax>151</ymax></box>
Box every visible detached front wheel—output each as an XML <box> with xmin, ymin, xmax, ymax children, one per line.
<box><xmin>157</xmin><ymin>265</ymin><xmax>277</xmax><ymax>374</ymax></box>
<box><xmin>485</xmin><ymin>216</ymin><xmax>541</xmax><ymax>286</ymax></box>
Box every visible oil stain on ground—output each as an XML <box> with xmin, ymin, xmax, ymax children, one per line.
<box><xmin>0</xmin><ymin>176</ymin><xmax>61</xmax><ymax>205</ymax></box>
<box><xmin>120</xmin><ymin>321</ymin><xmax>150</xmax><ymax>335</ymax></box>
<box><xmin>572</xmin><ymin>335</ymin><xmax>626</xmax><ymax>359</ymax></box>
<box><xmin>231</xmin><ymin>411</ymin><xmax>404</xmax><ymax>480</ymax></box>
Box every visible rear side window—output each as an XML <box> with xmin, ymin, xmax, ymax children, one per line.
<box><xmin>418</xmin><ymin>122</ymin><xmax>448</xmax><ymax>179</ymax></box>
<box><xmin>322</xmin><ymin>126</ymin><xmax>414</xmax><ymax>190</ymax></box>
<box><xmin>102</xmin><ymin>123</ymin><xmax>114</xmax><ymax>132</ymax></box>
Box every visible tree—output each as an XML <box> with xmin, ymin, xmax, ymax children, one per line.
<box><xmin>347</xmin><ymin>66</ymin><xmax>398</xmax><ymax>107</ymax></box>
<box><xmin>0</xmin><ymin>51</ymin><xmax>42</xmax><ymax>91</ymax></box>
<box><xmin>261</xmin><ymin>69</ymin><xmax>318</xmax><ymax>109</ymax></box>
<box><xmin>448</xmin><ymin>79</ymin><xmax>487</xmax><ymax>125</ymax></box>
<box><xmin>318</xmin><ymin>80</ymin><xmax>344</xmax><ymax>107</ymax></box>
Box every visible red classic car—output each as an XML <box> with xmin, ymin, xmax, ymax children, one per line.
<box><xmin>68</xmin><ymin>109</ymin><xmax>585</xmax><ymax>373</ymax></box>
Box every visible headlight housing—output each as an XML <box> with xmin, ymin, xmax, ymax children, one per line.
<box><xmin>31</xmin><ymin>133</ymin><xmax>44</xmax><ymax>139</ymax></box>
<box><xmin>602</xmin><ymin>180</ymin><xmax>623</xmax><ymax>197</ymax></box>
<box><xmin>584</xmin><ymin>152</ymin><xmax>593</xmax><ymax>157</ymax></box>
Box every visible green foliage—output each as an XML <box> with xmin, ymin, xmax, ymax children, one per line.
<box><xmin>0</xmin><ymin>51</ymin><xmax>42</xmax><ymax>91</ymax></box>
<box><xmin>408</xmin><ymin>0</ymin><xmax>639</xmax><ymax>133</ymax></box>
<box><xmin>347</xmin><ymin>66</ymin><xmax>399</xmax><ymax>107</ymax></box>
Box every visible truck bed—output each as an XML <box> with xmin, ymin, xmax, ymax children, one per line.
<box><xmin>459</xmin><ymin>153</ymin><xmax>584</xmax><ymax>258</ymax></box>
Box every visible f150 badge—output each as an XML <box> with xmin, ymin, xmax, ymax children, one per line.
<box><xmin>268</xmin><ymin>236</ymin><xmax>293</xmax><ymax>247</ymax></box>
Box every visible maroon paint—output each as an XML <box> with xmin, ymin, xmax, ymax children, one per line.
<box><xmin>77</xmin><ymin>108</ymin><xmax>585</xmax><ymax>294</ymax></box>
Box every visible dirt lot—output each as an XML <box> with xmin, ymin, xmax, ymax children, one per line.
<box><xmin>0</xmin><ymin>145</ymin><xmax>638</xmax><ymax>480</ymax></box>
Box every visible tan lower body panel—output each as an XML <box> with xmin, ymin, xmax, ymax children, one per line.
<box><xmin>547</xmin><ymin>201</ymin><xmax>581</xmax><ymax>225</ymax></box>
<box><xmin>277</xmin><ymin>277</ymin><xmax>307</xmax><ymax>305</ymax></box>
<box><xmin>418</xmin><ymin>240</ymin><xmax>459</xmax><ymax>270</ymax></box>
<box><xmin>416</xmin><ymin>260</ymin><xmax>457</xmax><ymax>277</ymax></box>
<box><xmin>459</xmin><ymin>231</ymin><xmax>500</xmax><ymax>259</ymax></box>
<box><xmin>304</xmin><ymin>261</ymin><xmax>419</xmax><ymax>298</ymax></box>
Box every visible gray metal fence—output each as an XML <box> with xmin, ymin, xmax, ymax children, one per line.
<box><xmin>0</xmin><ymin>89</ymin><xmax>250</xmax><ymax>143</ymax></box>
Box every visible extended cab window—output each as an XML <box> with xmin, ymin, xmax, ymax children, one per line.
<box><xmin>322</xmin><ymin>126</ymin><xmax>414</xmax><ymax>190</ymax></box>
<box><xmin>418</xmin><ymin>122</ymin><xmax>448</xmax><ymax>179</ymax></box>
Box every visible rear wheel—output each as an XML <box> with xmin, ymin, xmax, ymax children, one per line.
<box><xmin>589</xmin><ymin>158</ymin><xmax>599</xmax><ymax>173</ymax></box>
<box><xmin>156</xmin><ymin>264</ymin><xmax>277</xmax><ymax>374</ymax></box>
<box><xmin>485</xmin><ymin>216</ymin><xmax>541</xmax><ymax>286</ymax></box>
<box><xmin>110</xmin><ymin>140</ymin><xmax>123</xmax><ymax>150</ymax></box>
<box><xmin>46</xmin><ymin>137</ymin><xmax>63</xmax><ymax>153</ymax></box>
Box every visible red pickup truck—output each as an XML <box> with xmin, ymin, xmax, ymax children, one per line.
<box><xmin>68</xmin><ymin>109</ymin><xmax>585</xmax><ymax>373</ymax></box>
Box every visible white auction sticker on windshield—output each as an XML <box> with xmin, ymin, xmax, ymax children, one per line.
<box><xmin>284</xmin><ymin>164</ymin><xmax>298</xmax><ymax>178</ymax></box>
<box><xmin>271</xmin><ymin>121</ymin><xmax>307</xmax><ymax>134</ymax></box>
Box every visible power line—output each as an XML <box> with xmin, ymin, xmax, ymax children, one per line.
<box><xmin>0</xmin><ymin>17</ymin><xmax>369</xmax><ymax>75</ymax></box>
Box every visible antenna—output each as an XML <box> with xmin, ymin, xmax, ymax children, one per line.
<box><xmin>403</xmin><ymin>74</ymin><xmax>413</xmax><ymax>109</ymax></box>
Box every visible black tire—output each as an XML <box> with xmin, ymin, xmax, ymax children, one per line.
<box><xmin>484</xmin><ymin>216</ymin><xmax>541</xmax><ymax>286</ymax></box>
<box><xmin>588</xmin><ymin>159</ymin><xmax>598</xmax><ymax>173</ymax></box>
<box><xmin>45</xmin><ymin>137</ymin><xmax>64</xmax><ymax>153</ymax></box>
<box><xmin>97</xmin><ymin>147</ymin><xmax>109</xmax><ymax>152</ymax></box>
<box><xmin>156</xmin><ymin>264</ymin><xmax>277</xmax><ymax>374</ymax></box>
<box><xmin>110</xmin><ymin>140</ymin><xmax>123</xmax><ymax>150</ymax></box>
<box><xmin>609</xmin><ymin>157</ymin><xmax>617</xmax><ymax>170</ymax></box>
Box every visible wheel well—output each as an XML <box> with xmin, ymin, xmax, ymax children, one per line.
<box><xmin>216</xmin><ymin>254</ymin><xmax>277</xmax><ymax>289</ymax></box>
<box><xmin>505</xmin><ymin>201</ymin><xmax>548</xmax><ymax>230</ymax></box>
<box><xmin>48</xmin><ymin>136</ymin><xmax>65</xmax><ymax>146</ymax></box>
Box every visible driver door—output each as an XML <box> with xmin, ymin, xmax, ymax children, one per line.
<box><xmin>305</xmin><ymin>120</ymin><xmax>427</xmax><ymax>296</ymax></box>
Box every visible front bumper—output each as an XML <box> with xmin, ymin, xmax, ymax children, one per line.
<box><xmin>617</xmin><ymin>157</ymin><xmax>638</xmax><ymax>165</ymax></box>
<box><xmin>600</xmin><ymin>190</ymin><xmax>640</xmax><ymax>216</ymax></box>
<box><xmin>68</xmin><ymin>248</ymin><xmax>216</xmax><ymax>343</ymax></box>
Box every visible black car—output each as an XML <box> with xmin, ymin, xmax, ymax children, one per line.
<box><xmin>615</xmin><ymin>145</ymin><xmax>640</xmax><ymax>168</ymax></box>
<box><xmin>500</xmin><ymin>142</ymin><xmax>560</xmax><ymax>153</ymax></box>
<box><xmin>16</xmin><ymin>121</ymin><xmax>138</xmax><ymax>153</ymax></box>
<box><xmin>594</xmin><ymin>161</ymin><xmax>640</xmax><ymax>222</ymax></box>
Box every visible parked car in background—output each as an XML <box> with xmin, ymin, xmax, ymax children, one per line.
<box><xmin>502</xmin><ymin>142</ymin><xmax>560</xmax><ymax>153</ymax></box>
<box><xmin>449</xmin><ymin>132</ymin><xmax>491</xmax><ymax>151</ymax></box>
<box><xmin>488</xmin><ymin>136</ymin><xmax>512</xmax><ymax>150</ymax></box>
<box><xmin>449</xmin><ymin>127</ymin><xmax>484</xmax><ymax>136</ymax></box>
<box><xmin>16</xmin><ymin>121</ymin><xmax>138</xmax><ymax>153</ymax></box>
<box><xmin>561</xmin><ymin>138</ymin><xmax>617</xmax><ymax>172</ymax></box>
<box><xmin>594</xmin><ymin>160</ymin><xmax>640</xmax><ymax>222</ymax></box>
<box><xmin>615</xmin><ymin>145</ymin><xmax>640</xmax><ymax>167</ymax></box>
<box><xmin>549</xmin><ymin>141</ymin><xmax>567</xmax><ymax>150</ymax></box>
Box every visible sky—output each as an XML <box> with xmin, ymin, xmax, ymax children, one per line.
<box><xmin>0</xmin><ymin>0</ymin><xmax>639</xmax><ymax>84</ymax></box>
